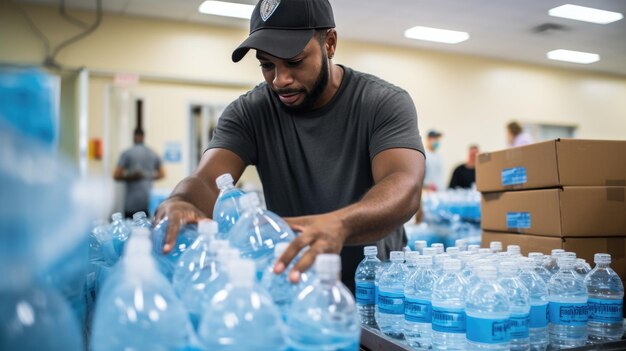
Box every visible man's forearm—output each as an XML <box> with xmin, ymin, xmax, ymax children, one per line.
<box><xmin>168</xmin><ymin>175</ymin><xmax>218</xmax><ymax>217</ymax></box>
<box><xmin>335</xmin><ymin>172</ymin><xmax>421</xmax><ymax>245</ymax></box>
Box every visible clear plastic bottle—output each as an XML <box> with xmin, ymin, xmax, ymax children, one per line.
<box><xmin>377</xmin><ymin>251</ymin><xmax>409</xmax><ymax>339</ymax></box>
<box><xmin>528</xmin><ymin>252</ymin><xmax>552</xmax><ymax>283</ymax></box>
<box><xmin>466</xmin><ymin>265</ymin><xmax>510</xmax><ymax>351</ymax></box>
<box><xmin>431</xmin><ymin>243</ymin><xmax>444</xmax><ymax>255</ymax></box>
<box><xmin>152</xmin><ymin>219</ymin><xmax>199</xmax><ymax>267</ymax></box>
<box><xmin>354</xmin><ymin>245</ymin><xmax>381</xmax><ymax>327</ymax></box>
<box><xmin>584</xmin><ymin>253</ymin><xmax>624</xmax><ymax>343</ymax></box>
<box><xmin>517</xmin><ymin>257</ymin><xmax>549</xmax><ymax>351</ymax></box>
<box><xmin>110</xmin><ymin>212</ymin><xmax>130</xmax><ymax>257</ymax></box>
<box><xmin>490</xmin><ymin>241</ymin><xmax>502</xmax><ymax>254</ymax></box>
<box><xmin>91</xmin><ymin>228</ymin><xmax>196</xmax><ymax>351</ymax></box>
<box><xmin>507</xmin><ymin>245</ymin><xmax>522</xmax><ymax>259</ymax></box>
<box><xmin>433</xmin><ymin>253</ymin><xmax>449</xmax><ymax>276</ymax></box>
<box><xmin>198</xmin><ymin>259</ymin><xmax>285</xmax><ymax>350</ymax></box>
<box><xmin>405</xmin><ymin>251</ymin><xmax>420</xmax><ymax>272</ymax></box>
<box><xmin>547</xmin><ymin>255</ymin><xmax>588</xmax><ymax>349</ymax></box>
<box><xmin>286</xmin><ymin>254</ymin><xmax>360</xmax><ymax>351</ymax></box>
<box><xmin>574</xmin><ymin>258</ymin><xmax>591</xmax><ymax>279</ymax></box>
<box><xmin>414</xmin><ymin>240</ymin><xmax>427</xmax><ymax>255</ymax></box>
<box><xmin>212</xmin><ymin>173</ymin><xmax>246</xmax><ymax>236</ymax></box>
<box><xmin>404</xmin><ymin>255</ymin><xmax>438</xmax><ymax>350</ymax></box>
<box><xmin>543</xmin><ymin>249</ymin><xmax>565</xmax><ymax>275</ymax></box>
<box><xmin>227</xmin><ymin>193</ymin><xmax>295</xmax><ymax>280</ymax></box>
<box><xmin>374</xmin><ymin>260</ymin><xmax>391</xmax><ymax>326</ymax></box>
<box><xmin>499</xmin><ymin>261</ymin><xmax>530</xmax><ymax>351</ymax></box>
<box><xmin>131</xmin><ymin>211</ymin><xmax>152</xmax><ymax>228</ymax></box>
<box><xmin>431</xmin><ymin>259</ymin><xmax>468</xmax><ymax>351</ymax></box>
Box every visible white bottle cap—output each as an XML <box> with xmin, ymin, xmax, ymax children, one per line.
<box><xmin>455</xmin><ymin>239</ymin><xmax>467</xmax><ymax>249</ymax></box>
<box><xmin>528</xmin><ymin>252</ymin><xmax>543</xmax><ymax>259</ymax></box>
<box><xmin>468</xmin><ymin>245</ymin><xmax>480</xmax><ymax>253</ymax></box>
<box><xmin>557</xmin><ymin>255</ymin><xmax>575</xmax><ymax>268</ymax></box>
<box><xmin>216</xmin><ymin>173</ymin><xmax>234</xmax><ymax>189</ymax></box>
<box><xmin>238</xmin><ymin>193</ymin><xmax>260</xmax><ymax>210</ymax></box>
<box><xmin>594</xmin><ymin>253</ymin><xmax>611</xmax><ymax>264</ymax></box>
<box><xmin>443</xmin><ymin>258</ymin><xmax>462</xmax><ymax>272</ymax></box>
<box><xmin>490</xmin><ymin>241</ymin><xmax>502</xmax><ymax>252</ymax></box>
<box><xmin>434</xmin><ymin>253</ymin><xmax>449</xmax><ymax>266</ymax></box>
<box><xmin>315</xmin><ymin>254</ymin><xmax>341</xmax><ymax>279</ymax></box>
<box><xmin>551</xmin><ymin>249</ymin><xmax>565</xmax><ymax>256</ymax></box>
<box><xmin>406</xmin><ymin>251</ymin><xmax>420</xmax><ymax>262</ymax></box>
<box><xmin>209</xmin><ymin>239</ymin><xmax>229</xmax><ymax>253</ymax></box>
<box><xmin>390</xmin><ymin>251</ymin><xmax>404</xmax><ymax>262</ymax></box>
<box><xmin>414</xmin><ymin>240</ymin><xmax>427</xmax><ymax>250</ymax></box>
<box><xmin>507</xmin><ymin>245</ymin><xmax>521</xmax><ymax>255</ymax></box>
<box><xmin>477</xmin><ymin>265</ymin><xmax>497</xmax><ymax>279</ymax></box>
<box><xmin>228</xmin><ymin>259</ymin><xmax>255</xmax><ymax>287</ymax></box>
<box><xmin>563</xmin><ymin>252</ymin><xmax>577</xmax><ymax>259</ymax></box>
<box><xmin>112</xmin><ymin>212</ymin><xmax>123</xmax><ymax>221</ymax></box>
<box><xmin>446</xmin><ymin>247</ymin><xmax>460</xmax><ymax>255</ymax></box>
<box><xmin>478</xmin><ymin>248</ymin><xmax>492</xmax><ymax>255</ymax></box>
<box><xmin>132</xmin><ymin>211</ymin><xmax>147</xmax><ymax>221</ymax></box>
<box><xmin>417</xmin><ymin>255</ymin><xmax>433</xmax><ymax>267</ymax></box>
<box><xmin>364</xmin><ymin>246</ymin><xmax>378</xmax><ymax>256</ymax></box>
<box><xmin>431</xmin><ymin>243</ymin><xmax>444</xmax><ymax>254</ymax></box>
<box><xmin>198</xmin><ymin>219</ymin><xmax>218</xmax><ymax>237</ymax></box>
<box><xmin>576</xmin><ymin>258</ymin><xmax>586</xmax><ymax>265</ymax></box>
<box><xmin>422</xmin><ymin>247</ymin><xmax>437</xmax><ymax>256</ymax></box>
<box><xmin>274</xmin><ymin>242</ymin><xmax>289</xmax><ymax>258</ymax></box>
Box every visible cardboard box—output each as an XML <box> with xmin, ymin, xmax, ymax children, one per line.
<box><xmin>481</xmin><ymin>231</ymin><xmax>626</xmax><ymax>281</ymax></box>
<box><xmin>476</xmin><ymin>139</ymin><xmax>626</xmax><ymax>193</ymax></box>
<box><xmin>481</xmin><ymin>187</ymin><xmax>626</xmax><ymax>237</ymax></box>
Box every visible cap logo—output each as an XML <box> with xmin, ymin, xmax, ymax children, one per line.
<box><xmin>260</xmin><ymin>0</ymin><xmax>280</xmax><ymax>22</ymax></box>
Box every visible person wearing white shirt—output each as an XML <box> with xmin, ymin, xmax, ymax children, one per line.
<box><xmin>424</xmin><ymin>130</ymin><xmax>445</xmax><ymax>191</ymax></box>
<box><xmin>507</xmin><ymin>121</ymin><xmax>534</xmax><ymax>147</ymax></box>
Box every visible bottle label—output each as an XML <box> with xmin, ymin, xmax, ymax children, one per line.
<box><xmin>509</xmin><ymin>313</ymin><xmax>530</xmax><ymax>339</ymax></box>
<box><xmin>587</xmin><ymin>298</ymin><xmax>623</xmax><ymax>323</ymax></box>
<box><xmin>530</xmin><ymin>303</ymin><xmax>549</xmax><ymax>328</ymax></box>
<box><xmin>466</xmin><ymin>315</ymin><xmax>510</xmax><ymax>344</ymax></box>
<box><xmin>405</xmin><ymin>297</ymin><xmax>432</xmax><ymax>323</ymax></box>
<box><xmin>374</xmin><ymin>283</ymin><xmax>379</xmax><ymax>305</ymax></box>
<box><xmin>502</xmin><ymin>167</ymin><xmax>527</xmax><ymax>186</ymax></box>
<box><xmin>549</xmin><ymin>301</ymin><xmax>588</xmax><ymax>326</ymax></box>
<box><xmin>355</xmin><ymin>281</ymin><xmax>375</xmax><ymax>305</ymax></box>
<box><xmin>432</xmin><ymin>306</ymin><xmax>466</xmax><ymax>333</ymax></box>
<box><xmin>377</xmin><ymin>290</ymin><xmax>405</xmax><ymax>315</ymax></box>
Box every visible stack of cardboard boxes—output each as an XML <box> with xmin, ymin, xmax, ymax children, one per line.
<box><xmin>476</xmin><ymin>139</ymin><xmax>626</xmax><ymax>295</ymax></box>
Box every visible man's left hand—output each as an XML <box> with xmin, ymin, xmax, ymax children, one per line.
<box><xmin>275</xmin><ymin>212</ymin><xmax>349</xmax><ymax>283</ymax></box>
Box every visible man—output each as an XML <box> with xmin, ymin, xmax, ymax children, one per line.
<box><xmin>114</xmin><ymin>128</ymin><xmax>165</xmax><ymax>218</ymax></box>
<box><xmin>449</xmin><ymin>144</ymin><xmax>479</xmax><ymax>189</ymax></box>
<box><xmin>423</xmin><ymin>130</ymin><xmax>445</xmax><ymax>191</ymax></box>
<box><xmin>155</xmin><ymin>0</ymin><xmax>425</xmax><ymax>292</ymax></box>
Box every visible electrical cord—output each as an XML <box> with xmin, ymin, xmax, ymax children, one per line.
<box><xmin>60</xmin><ymin>0</ymin><xmax>90</xmax><ymax>29</ymax></box>
<box><xmin>7</xmin><ymin>0</ymin><xmax>52</xmax><ymax>57</ymax></box>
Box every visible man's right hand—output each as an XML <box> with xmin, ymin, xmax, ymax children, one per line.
<box><xmin>153</xmin><ymin>198</ymin><xmax>206</xmax><ymax>254</ymax></box>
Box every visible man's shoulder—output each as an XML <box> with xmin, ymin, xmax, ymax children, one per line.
<box><xmin>234</xmin><ymin>82</ymin><xmax>272</xmax><ymax>107</ymax></box>
<box><xmin>345</xmin><ymin>66</ymin><xmax>406</xmax><ymax>97</ymax></box>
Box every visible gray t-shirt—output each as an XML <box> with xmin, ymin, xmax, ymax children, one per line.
<box><xmin>117</xmin><ymin>143</ymin><xmax>162</xmax><ymax>214</ymax></box>
<box><xmin>208</xmin><ymin>66</ymin><xmax>424</xmax><ymax>291</ymax></box>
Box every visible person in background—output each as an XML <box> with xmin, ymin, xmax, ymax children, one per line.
<box><xmin>423</xmin><ymin>130</ymin><xmax>445</xmax><ymax>191</ymax></box>
<box><xmin>114</xmin><ymin>128</ymin><xmax>165</xmax><ymax>218</ymax></box>
<box><xmin>449</xmin><ymin>144</ymin><xmax>479</xmax><ymax>189</ymax></box>
<box><xmin>507</xmin><ymin>121</ymin><xmax>534</xmax><ymax>147</ymax></box>
<box><xmin>155</xmin><ymin>0</ymin><xmax>425</xmax><ymax>294</ymax></box>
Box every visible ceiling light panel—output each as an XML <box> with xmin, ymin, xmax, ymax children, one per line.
<box><xmin>404</xmin><ymin>26</ymin><xmax>469</xmax><ymax>44</ymax></box>
<box><xmin>198</xmin><ymin>1</ymin><xmax>255</xmax><ymax>19</ymax></box>
<box><xmin>547</xmin><ymin>49</ymin><xmax>600</xmax><ymax>64</ymax></box>
<box><xmin>549</xmin><ymin>4</ymin><xmax>623</xmax><ymax>24</ymax></box>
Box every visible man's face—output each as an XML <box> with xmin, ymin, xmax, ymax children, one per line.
<box><xmin>468</xmin><ymin>146</ymin><xmax>479</xmax><ymax>163</ymax></box>
<box><xmin>257</xmin><ymin>35</ymin><xmax>329</xmax><ymax>114</ymax></box>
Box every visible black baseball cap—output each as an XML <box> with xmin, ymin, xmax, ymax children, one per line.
<box><xmin>232</xmin><ymin>0</ymin><xmax>335</xmax><ymax>63</ymax></box>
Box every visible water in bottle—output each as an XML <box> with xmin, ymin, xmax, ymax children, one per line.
<box><xmin>91</xmin><ymin>228</ymin><xmax>196</xmax><ymax>351</ymax></box>
<box><xmin>466</xmin><ymin>265</ymin><xmax>510</xmax><ymax>351</ymax></box>
<box><xmin>377</xmin><ymin>251</ymin><xmax>409</xmax><ymax>339</ymax></box>
<box><xmin>374</xmin><ymin>260</ymin><xmax>391</xmax><ymax>325</ymax></box>
<box><xmin>212</xmin><ymin>173</ymin><xmax>245</xmax><ymax>236</ymax></box>
<box><xmin>528</xmin><ymin>252</ymin><xmax>552</xmax><ymax>283</ymax></box>
<box><xmin>518</xmin><ymin>257</ymin><xmax>549</xmax><ymax>351</ymax></box>
<box><xmin>584</xmin><ymin>253</ymin><xmax>624</xmax><ymax>343</ymax></box>
<box><xmin>172</xmin><ymin>219</ymin><xmax>221</xmax><ymax>292</ymax></box>
<box><xmin>354</xmin><ymin>245</ymin><xmax>381</xmax><ymax>327</ymax></box>
<box><xmin>198</xmin><ymin>259</ymin><xmax>285</xmax><ymax>350</ymax></box>
<box><xmin>499</xmin><ymin>261</ymin><xmax>530</xmax><ymax>351</ymax></box>
<box><xmin>431</xmin><ymin>259</ymin><xmax>468</xmax><ymax>351</ymax></box>
<box><xmin>547</xmin><ymin>255</ymin><xmax>588</xmax><ymax>349</ymax></box>
<box><xmin>404</xmin><ymin>255</ymin><xmax>437</xmax><ymax>350</ymax></box>
<box><xmin>286</xmin><ymin>254</ymin><xmax>360</xmax><ymax>351</ymax></box>
<box><xmin>152</xmin><ymin>219</ymin><xmax>199</xmax><ymax>267</ymax></box>
<box><xmin>227</xmin><ymin>192</ymin><xmax>296</xmax><ymax>279</ymax></box>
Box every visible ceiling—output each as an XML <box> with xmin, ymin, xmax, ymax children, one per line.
<box><xmin>19</xmin><ymin>0</ymin><xmax>626</xmax><ymax>77</ymax></box>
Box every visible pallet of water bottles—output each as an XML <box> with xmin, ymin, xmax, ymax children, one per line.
<box><xmin>353</xmin><ymin>240</ymin><xmax>625</xmax><ymax>351</ymax></box>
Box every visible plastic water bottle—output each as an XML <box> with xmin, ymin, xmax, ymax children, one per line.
<box><xmin>228</xmin><ymin>192</ymin><xmax>296</xmax><ymax>280</ymax></box>
<box><xmin>404</xmin><ymin>255</ymin><xmax>437</xmax><ymax>350</ymax></box>
<box><xmin>517</xmin><ymin>257</ymin><xmax>549</xmax><ymax>351</ymax></box>
<box><xmin>422</xmin><ymin>247</ymin><xmax>437</xmax><ymax>257</ymax></box>
<box><xmin>132</xmin><ymin>211</ymin><xmax>152</xmax><ymax>228</ymax></box>
<box><xmin>433</xmin><ymin>253</ymin><xmax>449</xmax><ymax>276</ymax></box>
<box><xmin>109</xmin><ymin>212</ymin><xmax>130</xmax><ymax>257</ymax></box>
<box><xmin>172</xmin><ymin>219</ymin><xmax>220</xmax><ymax>292</ymax></box>
<box><xmin>507</xmin><ymin>245</ymin><xmax>522</xmax><ymax>258</ymax></box>
<box><xmin>377</xmin><ymin>251</ymin><xmax>409</xmax><ymax>339</ymax></box>
<box><xmin>466</xmin><ymin>265</ymin><xmax>510</xmax><ymax>350</ymax></box>
<box><xmin>499</xmin><ymin>261</ymin><xmax>530</xmax><ymax>351</ymax></box>
<box><xmin>528</xmin><ymin>252</ymin><xmax>552</xmax><ymax>283</ymax></box>
<box><xmin>152</xmin><ymin>219</ymin><xmax>199</xmax><ymax>267</ymax></box>
<box><xmin>547</xmin><ymin>255</ymin><xmax>588</xmax><ymax>349</ymax></box>
<box><xmin>261</xmin><ymin>242</ymin><xmax>306</xmax><ymax>320</ymax></box>
<box><xmin>446</xmin><ymin>246</ymin><xmax>460</xmax><ymax>258</ymax></box>
<box><xmin>584</xmin><ymin>253</ymin><xmax>624</xmax><ymax>343</ymax></box>
<box><xmin>91</xmin><ymin>228</ymin><xmax>196</xmax><ymax>351</ymax></box>
<box><xmin>414</xmin><ymin>240</ymin><xmax>427</xmax><ymax>255</ymax></box>
<box><xmin>374</xmin><ymin>260</ymin><xmax>390</xmax><ymax>325</ymax></box>
<box><xmin>431</xmin><ymin>243</ymin><xmax>444</xmax><ymax>255</ymax></box>
<box><xmin>479</xmin><ymin>248</ymin><xmax>493</xmax><ymax>257</ymax></box>
<box><xmin>543</xmin><ymin>249</ymin><xmax>565</xmax><ymax>275</ymax></box>
<box><xmin>405</xmin><ymin>251</ymin><xmax>420</xmax><ymax>271</ymax></box>
<box><xmin>198</xmin><ymin>259</ymin><xmax>285</xmax><ymax>350</ymax></box>
<box><xmin>468</xmin><ymin>244</ymin><xmax>480</xmax><ymax>253</ymax></box>
<box><xmin>287</xmin><ymin>254</ymin><xmax>360</xmax><ymax>350</ymax></box>
<box><xmin>431</xmin><ymin>259</ymin><xmax>467</xmax><ymax>351</ymax></box>
<box><xmin>354</xmin><ymin>245</ymin><xmax>381</xmax><ymax>327</ymax></box>
<box><xmin>455</xmin><ymin>239</ymin><xmax>468</xmax><ymax>251</ymax></box>
<box><xmin>490</xmin><ymin>241</ymin><xmax>502</xmax><ymax>253</ymax></box>
<box><xmin>212</xmin><ymin>173</ymin><xmax>245</xmax><ymax>236</ymax></box>
<box><xmin>574</xmin><ymin>258</ymin><xmax>591</xmax><ymax>279</ymax></box>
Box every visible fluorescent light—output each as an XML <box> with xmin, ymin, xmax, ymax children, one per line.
<box><xmin>547</xmin><ymin>49</ymin><xmax>600</xmax><ymax>64</ymax></box>
<box><xmin>549</xmin><ymin>4</ymin><xmax>623</xmax><ymax>24</ymax></box>
<box><xmin>198</xmin><ymin>0</ymin><xmax>255</xmax><ymax>19</ymax></box>
<box><xmin>404</xmin><ymin>26</ymin><xmax>469</xmax><ymax>44</ymax></box>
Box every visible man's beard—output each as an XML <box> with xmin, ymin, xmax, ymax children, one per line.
<box><xmin>274</xmin><ymin>49</ymin><xmax>329</xmax><ymax>114</ymax></box>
